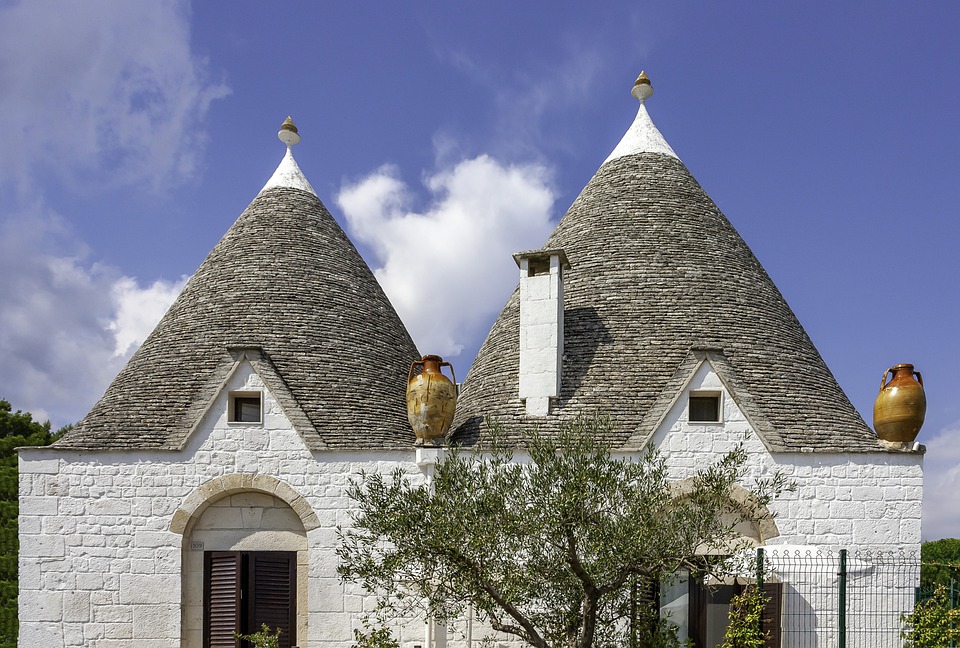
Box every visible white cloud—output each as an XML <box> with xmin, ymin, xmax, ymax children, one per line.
<box><xmin>0</xmin><ymin>0</ymin><xmax>229</xmax><ymax>193</ymax></box>
<box><xmin>0</xmin><ymin>0</ymin><xmax>223</xmax><ymax>426</ymax></box>
<box><xmin>0</xmin><ymin>210</ymin><xmax>185</xmax><ymax>428</ymax></box>
<box><xmin>108</xmin><ymin>276</ymin><xmax>187</xmax><ymax>358</ymax></box>
<box><xmin>337</xmin><ymin>155</ymin><xmax>556</xmax><ymax>359</ymax></box>
<box><xmin>921</xmin><ymin>423</ymin><xmax>960</xmax><ymax>540</ymax></box>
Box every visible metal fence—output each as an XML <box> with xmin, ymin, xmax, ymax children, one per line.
<box><xmin>762</xmin><ymin>547</ymin><xmax>924</xmax><ymax>648</ymax></box>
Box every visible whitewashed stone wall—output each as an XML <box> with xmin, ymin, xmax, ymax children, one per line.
<box><xmin>19</xmin><ymin>359</ymin><xmax>922</xmax><ymax>648</ymax></box>
<box><xmin>18</xmin><ymin>363</ymin><xmax>430</xmax><ymax>648</ymax></box>
<box><xmin>650</xmin><ymin>361</ymin><xmax>923</xmax><ymax>551</ymax></box>
<box><xmin>650</xmin><ymin>361</ymin><xmax>923</xmax><ymax>648</ymax></box>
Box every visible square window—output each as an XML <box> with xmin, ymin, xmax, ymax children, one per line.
<box><xmin>228</xmin><ymin>392</ymin><xmax>261</xmax><ymax>423</ymax></box>
<box><xmin>689</xmin><ymin>393</ymin><xmax>721</xmax><ymax>423</ymax></box>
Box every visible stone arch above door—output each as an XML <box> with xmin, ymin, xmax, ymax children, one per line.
<box><xmin>670</xmin><ymin>479</ymin><xmax>780</xmax><ymax>546</ymax></box>
<box><xmin>170</xmin><ymin>473</ymin><xmax>320</xmax><ymax>535</ymax></box>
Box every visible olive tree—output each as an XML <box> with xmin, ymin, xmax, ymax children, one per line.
<box><xmin>337</xmin><ymin>416</ymin><xmax>787</xmax><ymax>648</ymax></box>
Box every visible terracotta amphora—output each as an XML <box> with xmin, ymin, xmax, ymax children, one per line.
<box><xmin>406</xmin><ymin>355</ymin><xmax>457</xmax><ymax>445</ymax></box>
<box><xmin>873</xmin><ymin>363</ymin><xmax>926</xmax><ymax>443</ymax></box>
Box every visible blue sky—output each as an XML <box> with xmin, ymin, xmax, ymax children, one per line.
<box><xmin>1</xmin><ymin>1</ymin><xmax>957</xmax><ymax>538</ymax></box>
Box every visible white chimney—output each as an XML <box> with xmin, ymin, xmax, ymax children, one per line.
<box><xmin>514</xmin><ymin>249</ymin><xmax>569</xmax><ymax>416</ymax></box>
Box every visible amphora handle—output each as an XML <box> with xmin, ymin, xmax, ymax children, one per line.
<box><xmin>408</xmin><ymin>357</ymin><xmax>457</xmax><ymax>384</ymax></box>
<box><xmin>407</xmin><ymin>359</ymin><xmax>424</xmax><ymax>383</ymax></box>
<box><xmin>879</xmin><ymin>365</ymin><xmax>923</xmax><ymax>393</ymax></box>
<box><xmin>879</xmin><ymin>368</ymin><xmax>894</xmax><ymax>393</ymax></box>
<box><xmin>439</xmin><ymin>361</ymin><xmax>457</xmax><ymax>385</ymax></box>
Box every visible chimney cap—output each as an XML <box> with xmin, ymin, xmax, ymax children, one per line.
<box><xmin>513</xmin><ymin>248</ymin><xmax>570</xmax><ymax>269</ymax></box>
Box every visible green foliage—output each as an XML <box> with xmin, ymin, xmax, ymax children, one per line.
<box><xmin>236</xmin><ymin>623</ymin><xmax>282</xmax><ymax>648</ymax></box>
<box><xmin>719</xmin><ymin>586</ymin><xmax>770</xmax><ymax>648</ymax></box>
<box><xmin>902</xmin><ymin>584</ymin><xmax>960</xmax><ymax>648</ymax></box>
<box><xmin>351</xmin><ymin>624</ymin><xmax>400</xmax><ymax>648</ymax></box>
<box><xmin>0</xmin><ymin>399</ymin><xmax>68</xmax><ymax>465</ymax></box>
<box><xmin>338</xmin><ymin>415</ymin><xmax>788</xmax><ymax>648</ymax></box>
<box><xmin>0</xmin><ymin>399</ymin><xmax>69</xmax><ymax>648</ymax></box>
<box><xmin>921</xmin><ymin>539</ymin><xmax>960</xmax><ymax>591</ymax></box>
<box><xmin>632</xmin><ymin>606</ymin><xmax>693</xmax><ymax>648</ymax></box>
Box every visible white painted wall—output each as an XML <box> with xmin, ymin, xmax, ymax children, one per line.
<box><xmin>650</xmin><ymin>361</ymin><xmax>922</xmax><ymax>648</ymax></box>
<box><xmin>19</xmin><ymin>363</ymin><xmax>427</xmax><ymax>648</ymax></box>
<box><xmin>651</xmin><ymin>361</ymin><xmax>923</xmax><ymax>551</ymax></box>
<box><xmin>19</xmin><ymin>360</ymin><xmax>922</xmax><ymax>648</ymax></box>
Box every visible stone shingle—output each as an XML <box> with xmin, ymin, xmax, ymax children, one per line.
<box><xmin>451</xmin><ymin>153</ymin><xmax>882</xmax><ymax>452</ymax></box>
<box><xmin>57</xmin><ymin>186</ymin><xmax>420</xmax><ymax>450</ymax></box>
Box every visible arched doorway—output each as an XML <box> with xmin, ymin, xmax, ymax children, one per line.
<box><xmin>172</xmin><ymin>475</ymin><xmax>319</xmax><ymax>648</ymax></box>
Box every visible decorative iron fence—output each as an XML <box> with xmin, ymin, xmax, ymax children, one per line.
<box><xmin>762</xmin><ymin>547</ymin><xmax>929</xmax><ymax>648</ymax></box>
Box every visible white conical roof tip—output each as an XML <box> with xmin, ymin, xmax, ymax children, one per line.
<box><xmin>260</xmin><ymin>116</ymin><xmax>316</xmax><ymax>196</ymax></box>
<box><xmin>279</xmin><ymin>116</ymin><xmax>301</xmax><ymax>146</ymax></box>
<box><xmin>632</xmin><ymin>71</ymin><xmax>653</xmax><ymax>103</ymax></box>
<box><xmin>602</xmin><ymin>71</ymin><xmax>678</xmax><ymax>165</ymax></box>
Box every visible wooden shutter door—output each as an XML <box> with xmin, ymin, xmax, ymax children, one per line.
<box><xmin>205</xmin><ymin>552</ymin><xmax>241</xmax><ymax>648</ymax></box>
<box><xmin>762</xmin><ymin>583</ymin><xmax>782</xmax><ymax>648</ymax></box>
<box><xmin>248</xmin><ymin>552</ymin><xmax>297</xmax><ymax>648</ymax></box>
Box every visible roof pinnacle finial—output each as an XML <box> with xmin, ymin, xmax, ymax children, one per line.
<box><xmin>278</xmin><ymin>116</ymin><xmax>300</xmax><ymax>147</ymax></box>
<box><xmin>632</xmin><ymin>71</ymin><xmax>653</xmax><ymax>104</ymax></box>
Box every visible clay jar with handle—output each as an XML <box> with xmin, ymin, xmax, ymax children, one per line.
<box><xmin>406</xmin><ymin>355</ymin><xmax>457</xmax><ymax>445</ymax></box>
<box><xmin>873</xmin><ymin>363</ymin><xmax>926</xmax><ymax>443</ymax></box>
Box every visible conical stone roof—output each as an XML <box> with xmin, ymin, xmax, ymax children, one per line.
<box><xmin>451</xmin><ymin>80</ymin><xmax>879</xmax><ymax>452</ymax></box>
<box><xmin>58</xmin><ymin>135</ymin><xmax>420</xmax><ymax>450</ymax></box>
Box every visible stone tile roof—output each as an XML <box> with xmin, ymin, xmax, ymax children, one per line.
<box><xmin>450</xmin><ymin>152</ymin><xmax>882</xmax><ymax>453</ymax></box>
<box><xmin>57</xmin><ymin>186</ymin><xmax>420</xmax><ymax>450</ymax></box>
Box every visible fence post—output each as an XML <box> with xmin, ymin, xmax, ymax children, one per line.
<box><xmin>952</xmin><ymin>574</ymin><xmax>956</xmax><ymax>648</ymax></box>
<box><xmin>838</xmin><ymin>549</ymin><xmax>847</xmax><ymax>648</ymax></box>
<box><xmin>756</xmin><ymin>547</ymin><xmax>765</xmax><ymax>639</ymax></box>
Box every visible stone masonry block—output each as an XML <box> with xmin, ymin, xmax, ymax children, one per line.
<box><xmin>21</xmin><ymin>495</ymin><xmax>59</xmax><ymax>516</ymax></box>
<box><xmin>197</xmin><ymin>478</ymin><xmax>227</xmax><ymax>500</ymax></box>
<box><xmin>520</xmin><ymin>275</ymin><xmax>551</xmax><ymax>301</ymax></box>
<box><xmin>169</xmin><ymin>508</ymin><xmax>190</xmax><ymax>534</ymax></box>
<box><xmin>20</xmin><ymin>622</ymin><xmax>66</xmax><ymax>648</ymax></box>
<box><xmin>88</xmin><ymin>497</ymin><xmax>132</xmax><ymax>516</ymax></box>
<box><xmin>62</xmin><ymin>591</ymin><xmax>90</xmax><ymax>623</ymax></box>
<box><xmin>520</xmin><ymin>323</ymin><xmax>558</xmax><ymax>351</ymax></box>
<box><xmin>21</xmin><ymin>458</ymin><xmax>60</xmax><ymax>474</ymax></box>
<box><xmin>251</xmin><ymin>473</ymin><xmax>280</xmax><ymax>494</ymax></box>
<box><xmin>289</xmin><ymin>495</ymin><xmax>316</xmax><ymax>521</ymax></box>
<box><xmin>119</xmin><ymin>574</ymin><xmax>180</xmax><ymax>605</ymax></box>
<box><xmin>520</xmin><ymin>371</ymin><xmax>558</xmax><ymax>398</ymax></box>
<box><xmin>230</xmin><ymin>492</ymin><xmax>276</xmax><ymax>508</ymax></box>
<box><xmin>135</xmin><ymin>530</ymin><xmax>176</xmax><ymax>548</ymax></box>
<box><xmin>102</xmin><ymin>621</ymin><xmax>134</xmax><ymax>639</ymax></box>
<box><xmin>93</xmin><ymin>604</ymin><xmax>133</xmax><ymax>624</ymax></box>
<box><xmin>301</xmin><ymin>510</ymin><xmax>321</xmax><ymax>531</ymax></box>
<box><xmin>273</xmin><ymin>480</ymin><xmax>301</xmax><ymax>504</ymax></box>
<box><xmin>20</xmin><ymin>590</ymin><xmax>63</xmax><ymax>622</ymax></box>
<box><xmin>133</xmin><ymin>604</ymin><xmax>180</xmax><ymax>639</ymax></box>
<box><xmin>180</xmin><ymin>488</ymin><xmax>208</xmax><ymax>514</ymax></box>
<box><xmin>20</xmin><ymin>534</ymin><xmax>65</xmax><ymax>558</ymax></box>
<box><xmin>19</xmin><ymin>515</ymin><xmax>41</xmax><ymax>534</ymax></box>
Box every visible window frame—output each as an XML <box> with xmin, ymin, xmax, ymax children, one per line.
<box><xmin>688</xmin><ymin>391</ymin><xmax>722</xmax><ymax>423</ymax></box>
<box><xmin>228</xmin><ymin>391</ymin><xmax>262</xmax><ymax>424</ymax></box>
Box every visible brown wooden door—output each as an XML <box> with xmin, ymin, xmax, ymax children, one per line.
<box><xmin>204</xmin><ymin>551</ymin><xmax>297</xmax><ymax>648</ymax></box>
<box><xmin>205</xmin><ymin>552</ymin><xmax>242</xmax><ymax>648</ymax></box>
